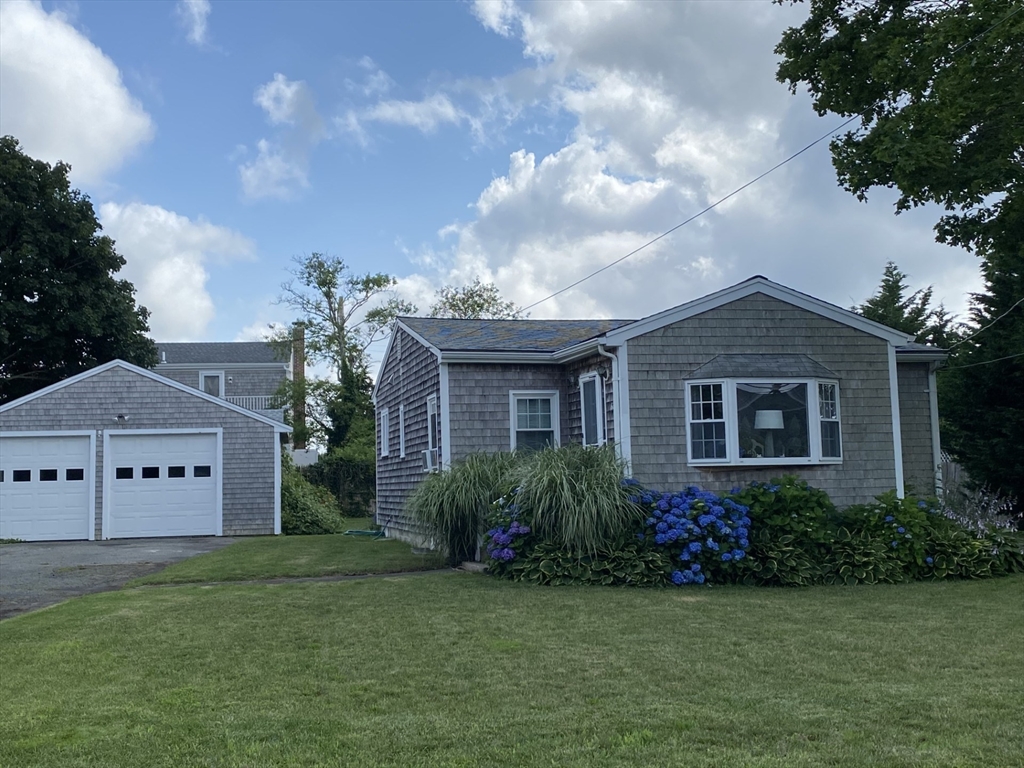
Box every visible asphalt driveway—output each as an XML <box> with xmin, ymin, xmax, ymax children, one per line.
<box><xmin>0</xmin><ymin>537</ymin><xmax>236</xmax><ymax>619</ymax></box>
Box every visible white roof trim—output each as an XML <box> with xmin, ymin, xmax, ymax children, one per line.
<box><xmin>602</xmin><ymin>277</ymin><xmax>915</xmax><ymax>346</ymax></box>
<box><xmin>371</xmin><ymin>321</ymin><xmax>442</xmax><ymax>402</ymax></box>
<box><xmin>0</xmin><ymin>360</ymin><xmax>292</xmax><ymax>431</ymax></box>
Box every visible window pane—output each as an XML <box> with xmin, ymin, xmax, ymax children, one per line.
<box><xmin>66</xmin><ymin>468</ymin><xmax>85</xmax><ymax>481</ymax></box>
<box><xmin>202</xmin><ymin>375</ymin><xmax>220</xmax><ymax>396</ymax></box>
<box><xmin>736</xmin><ymin>383</ymin><xmax>809</xmax><ymax>459</ymax></box>
<box><xmin>13</xmin><ymin>470</ymin><xmax>30</xmax><ymax>482</ymax></box>
<box><xmin>516</xmin><ymin>430</ymin><xmax>554</xmax><ymax>452</ymax></box>
<box><xmin>142</xmin><ymin>466</ymin><xmax>160</xmax><ymax>479</ymax></box>
<box><xmin>194</xmin><ymin>465</ymin><xmax>212</xmax><ymax>478</ymax></box>
<box><xmin>168</xmin><ymin>466</ymin><xmax>186</xmax><ymax>478</ymax></box>
<box><xmin>115</xmin><ymin>467</ymin><xmax>133</xmax><ymax>480</ymax></box>
<box><xmin>582</xmin><ymin>380</ymin><xmax>598</xmax><ymax>445</ymax></box>
<box><xmin>821</xmin><ymin>421</ymin><xmax>842</xmax><ymax>458</ymax></box>
<box><xmin>819</xmin><ymin>382</ymin><xmax>837</xmax><ymax>420</ymax></box>
<box><xmin>691</xmin><ymin>422</ymin><xmax>726</xmax><ymax>460</ymax></box>
<box><xmin>39</xmin><ymin>469</ymin><xmax>58</xmax><ymax>482</ymax></box>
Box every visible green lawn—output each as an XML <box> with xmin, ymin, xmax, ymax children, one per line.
<box><xmin>2</xmin><ymin>574</ymin><xmax>1022</xmax><ymax>767</ymax></box>
<box><xmin>128</xmin><ymin>529</ymin><xmax>445</xmax><ymax>585</ymax></box>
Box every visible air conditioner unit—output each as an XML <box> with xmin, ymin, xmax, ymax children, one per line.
<box><xmin>422</xmin><ymin>448</ymin><xmax>439</xmax><ymax>472</ymax></box>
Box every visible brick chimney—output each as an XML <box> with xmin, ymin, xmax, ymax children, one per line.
<box><xmin>292</xmin><ymin>324</ymin><xmax>307</xmax><ymax>449</ymax></box>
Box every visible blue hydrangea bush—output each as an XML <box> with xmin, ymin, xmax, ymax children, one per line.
<box><xmin>634</xmin><ymin>487</ymin><xmax>751</xmax><ymax>586</ymax></box>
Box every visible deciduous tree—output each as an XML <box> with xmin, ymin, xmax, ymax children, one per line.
<box><xmin>429</xmin><ymin>278</ymin><xmax>526</xmax><ymax>320</ymax></box>
<box><xmin>0</xmin><ymin>136</ymin><xmax>156</xmax><ymax>403</ymax></box>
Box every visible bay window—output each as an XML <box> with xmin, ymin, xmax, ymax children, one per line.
<box><xmin>686</xmin><ymin>379</ymin><xmax>842</xmax><ymax>465</ymax></box>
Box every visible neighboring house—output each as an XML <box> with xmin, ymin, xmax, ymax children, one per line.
<box><xmin>0</xmin><ymin>360</ymin><xmax>291</xmax><ymax>542</ymax></box>
<box><xmin>373</xmin><ymin>276</ymin><xmax>946</xmax><ymax>542</ymax></box>
<box><xmin>154</xmin><ymin>341</ymin><xmax>291</xmax><ymax>424</ymax></box>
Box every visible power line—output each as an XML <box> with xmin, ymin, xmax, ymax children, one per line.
<box><xmin>941</xmin><ymin>351</ymin><xmax>1024</xmax><ymax>370</ymax></box>
<box><xmin>428</xmin><ymin>3</ymin><xmax>1024</xmax><ymax>348</ymax></box>
<box><xmin>948</xmin><ymin>296</ymin><xmax>1024</xmax><ymax>348</ymax></box>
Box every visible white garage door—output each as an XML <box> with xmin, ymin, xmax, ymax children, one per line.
<box><xmin>0</xmin><ymin>434</ymin><xmax>93</xmax><ymax>541</ymax></box>
<box><xmin>107</xmin><ymin>432</ymin><xmax>219</xmax><ymax>538</ymax></box>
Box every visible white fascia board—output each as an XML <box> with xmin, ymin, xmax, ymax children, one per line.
<box><xmin>372</xmin><ymin>321</ymin><xmax>442</xmax><ymax>403</ymax></box>
<box><xmin>0</xmin><ymin>360</ymin><xmax>292</xmax><ymax>432</ymax></box>
<box><xmin>439</xmin><ymin>351</ymin><xmax>557</xmax><ymax>364</ymax></box>
<box><xmin>552</xmin><ymin>341</ymin><xmax>603</xmax><ymax>363</ymax></box>
<box><xmin>603</xmin><ymin>277</ymin><xmax>915</xmax><ymax>346</ymax></box>
<box><xmin>155</xmin><ymin>362</ymin><xmax>288</xmax><ymax>371</ymax></box>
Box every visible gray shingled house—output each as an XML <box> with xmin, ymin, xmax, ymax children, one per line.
<box><xmin>372</xmin><ymin>276</ymin><xmax>946</xmax><ymax>542</ymax></box>
<box><xmin>0</xmin><ymin>360</ymin><xmax>291</xmax><ymax>541</ymax></box>
<box><xmin>154</xmin><ymin>340</ymin><xmax>292</xmax><ymax>423</ymax></box>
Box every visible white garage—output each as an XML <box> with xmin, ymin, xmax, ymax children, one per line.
<box><xmin>0</xmin><ymin>360</ymin><xmax>289</xmax><ymax>540</ymax></box>
<box><xmin>104</xmin><ymin>430</ymin><xmax>222</xmax><ymax>539</ymax></box>
<box><xmin>0</xmin><ymin>432</ymin><xmax>96</xmax><ymax>541</ymax></box>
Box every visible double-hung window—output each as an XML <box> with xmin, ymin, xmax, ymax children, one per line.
<box><xmin>510</xmin><ymin>391</ymin><xmax>560</xmax><ymax>451</ymax></box>
<box><xmin>425</xmin><ymin>394</ymin><xmax>439</xmax><ymax>471</ymax></box>
<box><xmin>685</xmin><ymin>379</ymin><xmax>842</xmax><ymax>466</ymax></box>
<box><xmin>579</xmin><ymin>373</ymin><xmax>605</xmax><ymax>446</ymax></box>
<box><xmin>379</xmin><ymin>407</ymin><xmax>390</xmax><ymax>457</ymax></box>
<box><xmin>398</xmin><ymin>404</ymin><xmax>406</xmax><ymax>458</ymax></box>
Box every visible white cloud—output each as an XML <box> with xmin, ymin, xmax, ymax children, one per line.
<box><xmin>0</xmin><ymin>0</ymin><xmax>154</xmax><ymax>185</ymax></box>
<box><xmin>241</xmin><ymin>74</ymin><xmax>325</xmax><ymax>200</ymax></box>
<box><xmin>99</xmin><ymin>202</ymin><xmax>255</xmax><ymax>340</ymax></box>
<box><xmin>393</xmin><ymin>0</ymin><xmax>980</xmax><ymax>324</ymax></box>
<box><xmin>356</xmin><ymin>93</ymin><xmax>465</xmax><ymax>134</ymax></box>
<box><xmin>176</xmin><ymin>0</ymin><xmax>211</xmax><ymax>46</ymax></box>
<box><xmin>235</xmin><ymin>319</ymin><xmax>289</xmax><ymax>342</ymax></box>
<box><xmin>239</xmin><ymin>139</ymin><xmax>309</xmax><ymax>200</ymax></box>
<box><xmin>347</xmin><ymin>56</ymin><xmax>395</xmax><ymax>97</ymax></box>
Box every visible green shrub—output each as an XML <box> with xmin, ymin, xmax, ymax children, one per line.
<box><xmin>281</xmin><ymin>455</ymin><xmax>345</xmax><ymax>535</ymax></box>
<box><xmin>728</xmin><ymin>477</ymin><xmax>835</xmax><ymax>586</ymax></box>
<box><xmin>823</xmin><ymin>527</ymin><xmax>905</xmax><ymax>585</ymax></box>
<box><xmin>406</xmin><ymin>452</ymin><xmax>518</xmax><ymax>566</ymax></box>
<box><xmin>501</xmin><ymin>539</ymin><xmax>672</xmax><ymax>587</ymax></box>
<box><xmin>510</xmin><ymin>444</ymin><xmax>643</xmax><ymax>556</ymax></box>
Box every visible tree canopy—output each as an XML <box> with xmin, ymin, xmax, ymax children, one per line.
<box><xmin>0</xmin><ymin>136</ymin><xmax>157</xmax><ymax>404</ymax></box>
<box><xmin>856</xmin><ymin>262</ymin><xmax>957</xmax><ymax>346</ymax></box>
<box><xmin>429</xmin><ymin>279</ymin><xmax>526</xmax><ymax>320</ymax></box>
<box><xmin>776</xmin><ymin>0</ymin><xmax>1024</xmax><ymax>257</ymax></box>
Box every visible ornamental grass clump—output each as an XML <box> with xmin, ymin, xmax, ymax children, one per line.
<box><xmin>406</xmin><ymin>452</ymin><xmax>518</xmax><ymax>565</ymax></box>
<box><xmin>509</xmin><ymin>444</ymin><xmax>643</xmax><ymax>557</ymax></box>
<box><xmin>635</xmin><ymin>487</ymin><xmax>751</xmax><ymax>585</ymax></box>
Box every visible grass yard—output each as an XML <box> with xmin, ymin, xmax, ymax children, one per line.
<box><xmin>128</xmin><ymin>525</ymin><xmax>445</xmax><ymax>585</ymax></box>
<box><xmin>1</xmin><ymin>574</ymin><xmax>1022</xmax><ymax>768</ymax></box>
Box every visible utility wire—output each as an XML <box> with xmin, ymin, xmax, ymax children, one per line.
<box><xmin>941</xmin><ymin>351</ymin><xmax>1024</xmax><ymax>370</ymax></box>
<box><xmin>427</xmin><ymin>3</ymin><xmax>1024</xmax><ymax>348</ymax></box>
<box><xmin>947</xmin><ymin>296</ymin><xmax>1024</xmax><ymax>348</ymax></box>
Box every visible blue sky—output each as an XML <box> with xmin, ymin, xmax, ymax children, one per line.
<box><xmin>1</xmin><ymin>0</ymin><xmax>981</xmax><ymax>365</ymax></box>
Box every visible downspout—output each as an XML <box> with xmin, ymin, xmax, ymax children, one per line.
<box><xmin>597</xmin><ymin>344</ymin><xmax>620</xmax><ymax>459</ymax></box>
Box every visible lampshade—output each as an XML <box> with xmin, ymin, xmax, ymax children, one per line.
<box><xmin>754</xmin><ymin>409</ymin><xmax>784</xmax><ymax>430</ymax></box>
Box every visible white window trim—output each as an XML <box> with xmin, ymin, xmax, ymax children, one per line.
<box><xmin>425</xmin><ymin>394</ymin><xmax>439</xmax><ymax>472</ymax></box>
<box><xmin>199</xmin><ymin>370</ymin><xmax>225</xmax><ymax>398</ymax></box>
<box><xmin>380</xmin><ymin>407</ymin><xmax>390</xmax><ymax>457</ymax></box>
<box><xmin>578</xmin><ymin>372</ymin><xmax>605</xmax><ymax>446</ymax></box>
<box><xmin>509</xmin><ymin>390</ymin><xmax>561</xmax><ymax>451</ymax></box>
<box><xmin>398</xmin><ymin>404</ymin><xmax>406</xmax><ymax>458</ymax></box>
<box><xmin>685</xmin><ymin>378</ymin><xmax>843</xmax><ymax>467</ymax></box>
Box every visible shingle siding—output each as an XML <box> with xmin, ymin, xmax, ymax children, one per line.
<box><xmin>897</xmin><ymin>362</ymin><xmax>938</xmax><ymax>496</ymax></box>
<box><xmin>448</xmin><ymin>364</ymin><xmax>566</xmax><ymax>459</ymax></box>
<box><xmin>374</xmin><ymin>328</ymin><xmax>440</xmax><ymax>541</ymax></box>
<box><xmin>0</xmin><ymin>368</ymin><xmax>278</xmax><ymax>536</ymax></box>
<box><xmin>625</xmin><ymin>294</ymin><xmax>898</xmax><ymax>507</ymax></box>
<box><xmin>156</xmin><ymin>366</ymin><xmax>287</xmax><ymax>398</ymax></box>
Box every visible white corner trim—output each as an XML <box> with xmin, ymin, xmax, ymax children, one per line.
<box><xmin>888</xmin><ymin>344</ymin><xmax>905</xmax><ymax>498</ymax></box>
<box><xmin>928</xmin><ymin>367</ymin><xmax>942</xmax><ymax>496</ymax></box>
<box><xmin>0</xmin><ymin>430</ymin><xmax>97</xmax><ymax>541</ymax></box>
<box><xmin>274</xmin><ymin>436</ymin><xmax>282</xmax><ymax>535</ymax></box>
<box><xmin>101</xmin><ymin>427</ymin><xmax>225</xmax><ymax>539</ymax></box>
<box><xmin>439</xmin><ymin>363</ymin><xmax>452</xmax><ymax>468</ymax></box>
<box><xmin>618</xmin><ymin>342</ymin><xmax>632</xmax><ymax>471</ymax></box>
<box><xmin>603</xmin><ymin>277</ymin><xmax>914</xmax><ymax>346</ymax></box>
<box><xmin>0</xmin><ymin>359</ymin><xmax>292</xmax><ymax>432</ymax></box>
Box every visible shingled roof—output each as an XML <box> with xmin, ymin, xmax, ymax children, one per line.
<box><xmin>400</xmin><ymin>317</ymin><xmax>634</xmax><ymax>353</ymax></box>
<box><xmin>155</xmin><ymin>342</ymin><xmax>288</xmax><ymax>365</ymax></box>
